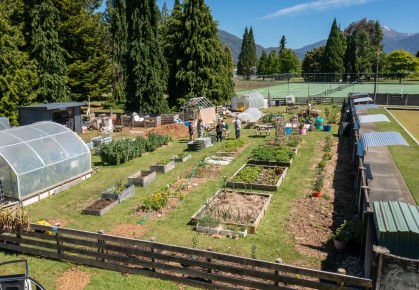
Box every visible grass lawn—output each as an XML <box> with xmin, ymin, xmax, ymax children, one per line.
<box><xmin>1</xmin><ymin>107</ymin><xmax>338</xmax><ymax>289</ymax></box>
<box><xmin>369</xmin><ymin>107</ymin><xmax>419</xmax><ymax>204</ymax></box>
<box><xmin>387</xmin><ymin>109</ymin><xmax>419</xmax><ymax>141</ymax></box>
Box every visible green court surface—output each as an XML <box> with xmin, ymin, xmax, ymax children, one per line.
<box><xmin>237</xmin><ymin>82</ymin><xmax>419</xmax><ymax>98</ymax></box>
<box><xmin>387</xmin><ymin>109</ymin><xmax>419</xmax><ymax>142</ymax></box>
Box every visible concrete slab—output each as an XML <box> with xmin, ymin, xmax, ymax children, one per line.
<box><xmin>358</xmin><ymin>111</ymin><xmax>415</xmax><ymax>205</ymax></box>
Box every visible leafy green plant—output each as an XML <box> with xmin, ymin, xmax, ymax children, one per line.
<box><xmin>250</xmin><ymin>244</ymin><xmax>257</xmax><ymax>259</ymax></box>
<box><xmin>155</xmin><ymin>158</ymin><xmax>171</xmax><ymax>165</ymax></box>
<box><xmin>332</xmin><ymin>220</ymin><xmax>362</xmax><ymax>242</ymax></box>
<box><xmin>318</xmin><ymin>160</ymin><xmax>327</xmax><ymax>168</ymax></box>
<box><xmin>196</xmin><ymin>215</ymin><xmax>220</xmax><ymax>228</ymax></box>
<box><xmin>221</xmin><ymin>139</ymin><xmax>244</xmax><ymax>152</ymax></box>
<box><xmin>0</xmin><ymin>209</ymin><xmax>30</xmax><ymax>232</ymax></box>
<box><xmin>141</xmin><ymin>189</ymin><xmax>169</xmax><ymax>211</ymax></box>
<box><xmin>232</xmin><ymin>166</ymin><xmax>262</xmax><ymax>183</ymax></box>
<box><xmin>313</xmin><ymin>174</ymin><xmax>324</xmax><ymax>192</ymax></box>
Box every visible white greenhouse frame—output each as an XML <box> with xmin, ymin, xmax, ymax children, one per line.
<box><xmin>231</xmin><ymin>93</ymin><xmax>265</xmax><ymax>111</ymax></box>
<box><xmin>0</xmin><ymin>122</ymin><xmax>91</xmax><ymax>201</ymax></box>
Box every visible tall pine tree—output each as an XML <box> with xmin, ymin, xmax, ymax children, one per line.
<box><xmin>106</xmin><ymin>0</ymin><xmax>127</xmax><ymax>104</ymax></box>
<box><xmin>237</xmin><ymin>26</ymin><xmax>257</xmax><ymax>76</ymax></box>
<box><xmin>174</xmin><ymin>0</ymin><xmax>232</xmax><ymax>104</ymax></box>
<box><xmin>237</xmin><ymin>27</ymin><xmax>249</xmax><ymax>76</ymax></box>
<box><xmin>321</xmin><ymin>18</ymin><xmax>346</xmax><ymax>82</ymax></box>
<box><xmin>29</xmin><ymin>0</ymin><xmax>69</xmax><ymax>103</ymax></box>
<box><xmin>279</xmin><ymin>35</ymin><xmax>286</xmax><ymax>53</ymax></box>
<box><xmin>125</xmin><ymin>0</ymin><xmax>168</xmax><ymax>114</ymax></box>
<box><xmin>160</xmin><ymin>0</ymin><xmax>183</xmax><ymax>107</ymax></box>
<box><xmin>0</xmin><ymin>1</ymin><xmax>38</xmax><ymax>124</ymax></box>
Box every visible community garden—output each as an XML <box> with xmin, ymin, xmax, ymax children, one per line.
<box><xmin>1</xmin><ymin>102</ymin><xmax>417</xmax><ymax>289</ymax></box>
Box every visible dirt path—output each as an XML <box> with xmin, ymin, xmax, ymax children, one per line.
<box><xmin>286</xmin><ymin>137</ymin><xmax>363</xmax><ymax>276</ymax></box>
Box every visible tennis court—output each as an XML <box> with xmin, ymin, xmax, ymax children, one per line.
<box><xmin>237</xmin><ymin>82</ymin><xmax>419</xmax><ymax>99</ymax></box>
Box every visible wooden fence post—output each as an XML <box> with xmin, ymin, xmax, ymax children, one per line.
<box><xmin>150</xmin><ymin>237</ymin><xmax>156</xmax><ymax>272</ymax></box>
<box><xmin>97</xmin><ymin>230</ymin><xmax>105</xmax><ymax>262</ymax></box>
<box><xmin>54</xmin><ymin>223</ymin><xmax>62</xmax><ymax>256</ymax></box>
<box><xmin>274</xmin><ymin>258</ymin><xmax>283</xmax><ymax>286</ymax></box>
<box><xmin>337</xmin><ymin>268</ymin><xmax>346</xmax><ymax>287</ymax></box>
<box><xmin>206</xmin><ymin>246</ymin><xmax>213</xmax><ymax>284</ymax></box>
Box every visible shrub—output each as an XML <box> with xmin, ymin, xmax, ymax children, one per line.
<box><xmin>221</xmin><ymin>139</ymin><xmax>244</xmax><ymax>152</ymax></box>
<box><xmin>251</xmin><ymin>146</ymin><xmax>295</xmax><ymax>162</ymax></box>
<box><xmin>99</xmin><ymin>133</ymin><xmax>172</xmax><ymax>165</ymax></box>
<box><xmin>142</xmin><ymin>189</ymin><xmax>169</xmax><ymax>211</ymax></box>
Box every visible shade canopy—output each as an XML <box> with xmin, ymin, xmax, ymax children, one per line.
<box><xmin>353</xmin><ymin>104</ymin><xmax>379</xmax><ymax>111</ymax></box>
<box><xmin>357</xmin><ymin>132</ymin><xmax>409</xmax><ymax>157</ymax></box>
<box><xmin>358</xmin><ymin>114</ymin><xmax>390</xmax><ymax>124</ymax></box>
<box><xmin>353</xmin><ymin>97</ymin><xmax>373</xmax><ymax>104</ymax></box>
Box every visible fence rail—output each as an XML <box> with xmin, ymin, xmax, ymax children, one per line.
<box><xmin>0</xmin><ymin>224</ymin><xmax>371</xmax><ymax>289</ymax></box>
<box><xmin>271</xmin><ymin>96</ymin><xmax>346</xmax><ymax>106</ymax></box>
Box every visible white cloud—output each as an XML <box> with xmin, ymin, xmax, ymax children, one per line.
<box><xmin>260</xmin><ymin>0</ymin><xmax>376</xmax><ymax>19</ymax></box>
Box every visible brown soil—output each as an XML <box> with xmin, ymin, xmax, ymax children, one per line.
<box><xmin>46</xmin><ymin>218</ymin><xmax>70</xmax><ymax>228</ymax></box>
<box><xmin>84</xmin><ymin>199</ymin><xmax>115</xmax><ymax>211</ymax></box>
<box><xmin>145</xmin><ymin>123</ymin><xmax>189</xmax><ymax>139</ymax></box>
<box><xmin>286</xmin><ymin>137</ymin><xmax>363</xmax><ymax>276</ymax></box>
<box><xmin>202</xmin><ymin>190</ymin><xmax>269</xmax><ymax>224</ymax></box>
<box><xmin>108</xmin><ymin>223</ymin><xmax>151</xmax><ymax>239</ymax></box>
<box><xmin>57</xmin><ymin>267</ymin><xmax>90</xmax><ymax>290</ymax></box>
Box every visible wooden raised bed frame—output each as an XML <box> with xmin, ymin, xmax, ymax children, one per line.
<box><xmin>82</xmin><ymin>199</ymin><xmax>119</xmax><ymax>216</ymax></box>
<box><xmin>191</xmin><ymin>189</ymin><xmax>272</xmax><ymax>234</ymax></box>
<box><xmin>150</xmin><ymin>160</ymin><xmax>175</xmax><ymax>173</ymax></box>
<box><xmin>128</xmin><ymin>171</ymin><xmax>156</xmax><ymax>187</ymax></box>
<box><xmin>101</xmin><ymin>184</ymin><xmax>135</xmax><ymax>203</ymax></box>
<box><xmin>227</xmin><ymin>164</ymin><xmax>288</xmax><ymax>191</ymax></box>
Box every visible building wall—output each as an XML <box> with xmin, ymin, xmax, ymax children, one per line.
<box><xmin>18</xmin><ymin>110</ymin><xmax>51</xmax><ymax>125</ymax></box>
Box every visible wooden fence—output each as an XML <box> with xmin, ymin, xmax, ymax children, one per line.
<box><xmin>0</xmin><ymin>224</ymin><xmax>372</xmax><ymax>289</ymax></box>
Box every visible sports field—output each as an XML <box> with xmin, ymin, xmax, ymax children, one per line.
<box><xmin>387</xmin><ymin>109</ymin><xmax>419</xmax><ymax>142</ymax></box>
<box><xmin>237</xmin><ymin>82</ymin><xmax>419</xmax><ymax>98</ymax></box>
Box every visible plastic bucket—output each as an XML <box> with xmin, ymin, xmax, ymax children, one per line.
<box><xmin>184</xmin><ymin>122</ymin><xmax>190</xmax><ymax>127</ymax></box>
<box><xmin>323</xmin><ymin>124</ymin><xmax>332</xmax><ymax>132</ymax></box>
<box><xmin>285</xmin><ymin>127</ymin><xmax>291</xmax><ymax>135</ymax></box>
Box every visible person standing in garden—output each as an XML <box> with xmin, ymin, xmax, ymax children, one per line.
<box><xmin>306</xmin><ymin>100</ymin><xmax>312</xmax><ymax>118</ymax></box>
<box><xmin>234</xmin><ymin>115</ymin><xmax>241</xmax><ymax>139</ymax></box>
<box><xmin>216</xmin><ymin>119</ymin><xmax>223</xmax><ymax>142</ymax></box>
<box><xmin>197</xmin><ymin>119</ymin><xmax>204</xmax><ymax>138</ymax></box>
<box><xmin>188</xmin><ymin>121</ymin><xmax>194</xmax><ymax>141</ymax></box>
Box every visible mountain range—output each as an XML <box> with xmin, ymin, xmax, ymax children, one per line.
<box><xmin>218</xmin><ymin>26</ymin><xmax>419</xmax><ymax>63</ymax></box>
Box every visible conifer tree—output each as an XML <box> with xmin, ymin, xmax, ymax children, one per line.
<box><xmin>237</xmin><ymin>27</ymin><xmax>249</xmax><ymax>76</ymax></box>
<box><xmin>279</xmin><ymin>35</ymin><xmax>286</xmax><ymax>54</ymax></box>
<box><xmin>247</xmin><ymin>27</ymin><xmax>258</xmax><ymax>74</ymax></box>
<box><xmin>0</xmin><ymin>1</ymin><xmax>38</xmax><ymax>124</ymax></box>
<box><xmin>29</xmin><ymin>0</ymin><xmax>69</xmax><ymax>103</ymax></box>
<box><xmin>106</xmin><ymin>0</ymin><xmax>127</xmax><ymax>104</ymax></box>
<box><xmin>174</xmin><ymin>0</ymin><xmax>232</xmax><ymax>104</ymax></box>
<box><xmin>321</xmin><ymin>18</ymin><xmax>346</xmax><ymax>82</ymax></box>
<box><xmin>160</xmin><ymin>0</ymin><xmax>182</xmax><ymax>107</ymax></box>
<box><xmin>302</xmin><ymin>46</ymin><xmax>325</xmax><ymax>82</ymax></box>
<box><xmin>125</xmin><ymin>0</ymin><xmax>168</xmax><ymax>114</ymax></box>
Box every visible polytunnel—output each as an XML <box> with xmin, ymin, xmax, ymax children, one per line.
<box><xmin>231</xmin><ymin>93</ymin><xmax>266</xmax><ymax>111</ymax></box>
<box><xmin>0</xmin><ymin>117</ymin><xmax>10</xmax><ymax>131</ymax></box>
<box><xmin>0</xmin><ymin>122</ymin><xmax>91</xmax><ymax>201</ymax></box>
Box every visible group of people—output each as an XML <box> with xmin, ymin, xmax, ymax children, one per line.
<box><xmin>188</xmin><ymin>116</ymin><xmax>241</xmax><ymax>142</ymax></box>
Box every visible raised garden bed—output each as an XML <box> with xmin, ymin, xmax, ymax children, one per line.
<box><xmin>247</xmin><ymin>159</ymin><xmax>293</xmax><ymax>167</ymax></box>
<box><xmin>249</xmin><ymin>146</ymin><xmax>296</xmax><ymax>167</ymax></box>
<box><xmin>173</xmin><ymin>153</ymin><xmax>192</xmax><ymax>162</ymax></box>
<box><xmin>227</xmin><ymin>164</ymin><xmax>288</xmax><ymax>191</ymax></box>
<box><xmin>82</xmin><ymin>199</ymin><xmax>118</xmax><ymax>216</ymax></box>
<box><xmin>128</xmin><ymin>170</ymin><xmax>156</xmax><ymax>187</ymax></box>
<box><xmin>101</xmin><ymin>184</ymin><xmax>135</xmax><ymax>203</ymax></box>
<box><xmin>150</xmin><ymin>160</ymin><xmax>175</xmax><ymax>173</ymax></box>
<box><xmin>191</xmin><ymin>189</ymin><xmax>272</xmax><ymax>234</ymax></box>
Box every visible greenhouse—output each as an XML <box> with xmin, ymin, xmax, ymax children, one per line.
<box><xmin>0</xmin><ymin>117</ymin><xmax>10</xmax><ymax>131</ymax></box>
<box><xmin>231</xmin><ymin>93</ymin><xmax>266</xmax><ymax>111</ymax></box>
<box><xmin>0</xmin><ymin>122</ymin><xmax>92</xmax><ymax>202</ymax></box>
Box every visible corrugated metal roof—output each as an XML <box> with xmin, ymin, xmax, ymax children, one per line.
<box><xmin>349</xmin><ymin>92</ymin><xmax>369</xmax><ymax>99</ymax></box>
<box><xmin>18</xmin><ymin>102</ymin><xmax>86</xmax><ymax>110</ymax></box>
<box><xmin>358</xmin><ymin>114</ymin><xmax>390</xmax><ymax>124</ymax></box>
<box><xmin>373</xmin><ymin>201</ymin><xmax>419</xmax><ymax>258</ymax></box>
<box><xmin>353</xmin><ymin>97</ymin><xmax>373</xmax><ymax>103</ymax></box>
<box><xmin>354</xmin><ymin>104</ymin><xmax>379</xmax><ymax>111</ymax></box>
<box><xmin>360</xmin><ymin>132</ymin><xmax>409</xmax><ymax>151</ymax></box>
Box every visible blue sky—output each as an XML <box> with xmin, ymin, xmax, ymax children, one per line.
<box><xmin>102</xmin><ymin>0</ymin><xmax>419</xmax><ymax>49</ymax></box>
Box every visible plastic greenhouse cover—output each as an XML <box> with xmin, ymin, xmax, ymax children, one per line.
<box><xmin>238</xmin><ymin>108</ymin><xmax>263</xmax><ymax>123</ymax></box>
<box><xmin>0</xmin><ymin>121</ymin><xmax>91</xmax><ymax>199</ymax></box>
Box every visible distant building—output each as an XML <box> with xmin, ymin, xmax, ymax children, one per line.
<box><xmin>18</xmin><ymin>102</ymin><xmax>85</xmax><ymax>133</ymax></box>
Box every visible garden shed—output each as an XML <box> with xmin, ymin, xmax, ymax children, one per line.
<box><xmin>231</xmin><ymin>93</ymin><xmax>266</xmax><ymax>111</ymax></box>
<box><xmin>18</xmin><ymin>102</ymin><xmax>85</xmax><ymax>133</ymax></box>
<box><xmin>373</xmin><ymin>201</ymin><xmax>419</xmax><ymax>259</ymax></box>
<box><xmin>0</xmin><ymin>117</ymin><xmax>10</xmax><ymax>130</ymax></box>
<box><xmin>0</xmin><ymin>122</ymin><xmax>92</xmax><ymax>205</ymax></box>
